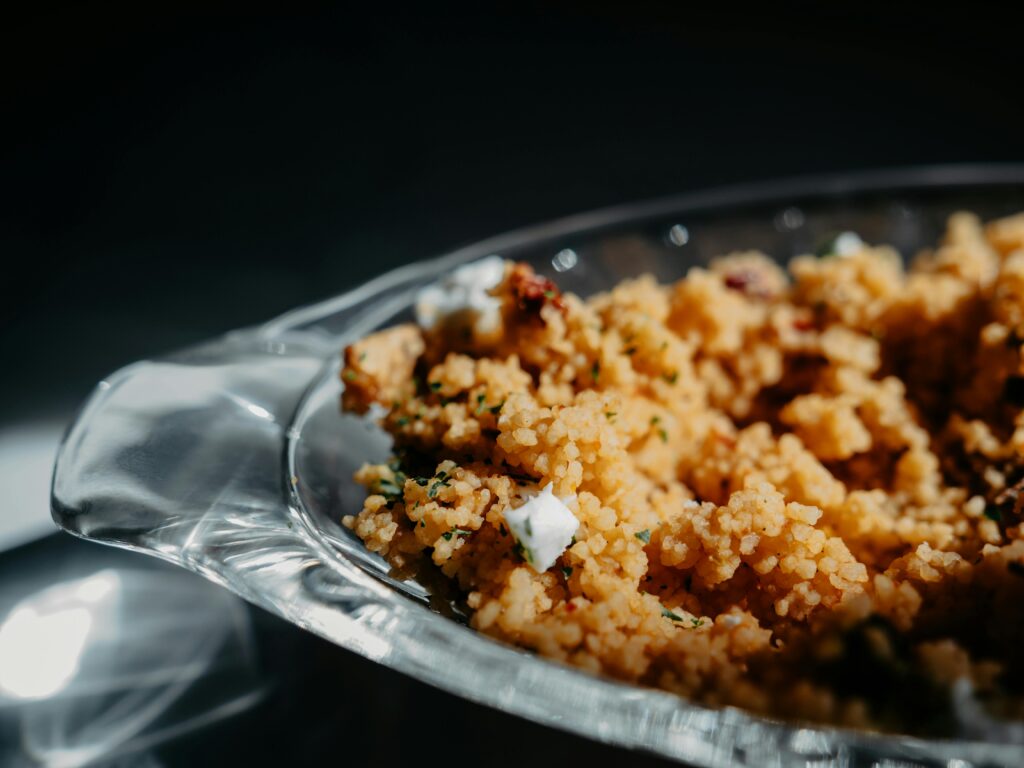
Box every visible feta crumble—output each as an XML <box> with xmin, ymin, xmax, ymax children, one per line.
<box><xmin>816</xmin><ymin>231</ymin><xmax>865</xmax><ymax>258</ymax></box>
<box><xmin>833</xmin><ymin>231</ymin><xmax>864</xmax><ymax>256</ymax></box>
<box><xmin>415</xmin><ymin>255</ymin><xmax>506</xmax><ymax>334</ymax></box>
<box><xmin>503</xmin><ymin>483</ymin><xmax>579</xmax><ymax>573</ymax></box>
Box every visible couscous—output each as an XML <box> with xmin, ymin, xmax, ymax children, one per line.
<box><xmin>340</xmin><ymin>212</ymin><xmax>1024</xmax><ymax>734</ymax></box>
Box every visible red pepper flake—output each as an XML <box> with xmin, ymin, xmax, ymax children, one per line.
<box><xmin>792</xmin><ymin>316</ymin><xmax>816</xmax><ymax>332</ymax></box>
<box><xmin>565</xmin><ymin>602</ymin><xmax>577</xmax><ymax>613</ymax></box>
<box><xmin>724</xmin><ymin>271</ymin><xmax>753</xmax><ymax>291</ymax></box>
<box><xmin>510</xmin><ymin>263</ymin><xmax>566</xmax><ymax>320</ymax></box>
<box><xmin>723</xmin><ymin>269</ymin><xmax>774</xmax><ymax>299</ymax></box>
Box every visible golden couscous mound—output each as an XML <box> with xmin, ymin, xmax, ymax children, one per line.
<box><xmin>340</xmin><ymin>212</ymin><xmax>1024</xmax><ymax>734</ymax></box>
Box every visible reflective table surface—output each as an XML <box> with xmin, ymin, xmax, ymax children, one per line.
<box><xmin>0</xmin><ymin>531</ymin><xmax>676</xmax><ymax>767</ymax></box>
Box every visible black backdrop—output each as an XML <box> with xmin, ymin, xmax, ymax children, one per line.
<box><xmin>5</xmin><ymin>2</ymin><xmax>1023</xmax><ymax>420</ymax></box>
<box><xmin>2</xmin><ymin>3</ymin><xmax>1023</xmax><ymax>765</ymax></box>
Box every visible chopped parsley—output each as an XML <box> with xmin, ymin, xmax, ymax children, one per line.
<box><xmin>342</xmin><ymin>370</ymin><xmax>357</xmax><ymax>381</ymax></box>
<box><xmin>374</xmin><ymin>468</ymin><xmax>406</xmax><ymax>502</ymax></box>
<box><xmin>395</xmin><ymin>416</ymin><xmax>410</xmax><ymax>426</ymax></box>
<box><xmin>657</xmin><ymin>428</ymin><xmax>669</xmax><ymax>444</ymax></box>
<box><xmin>543</xmin><ymin>289</ymin><xmax>556</xmax><ymax>299</ymax></box>
<box><xmin>427</xmin><ymin>471</ymin><xmax>451</xmax><ymax>499</ymax></box>
<box><xmin>561</xmin><ymin>566</ymin><xmax>574</xmax><ymax>579</ymax></box>
<box><xmin>429</xmin><ymin>380</ymin><xmax>442</xmax><ymax>391</ymax></box>
<box><xmin>442</xmin><ymin>527</ymin><xmax>473</xmax><ymax>541</ymax></box>
<box><xmin>475</xmin><ymin>393</ymin><xmax>487</xmax><ymax>414</ymax></box>
<box><xmin>605</xmin><ymin>411</ymin><xmax>617</xmax><ymax>421</ymax></box>
<box><xmin>524</xmin><ymin>517</ymin><xmax>533</xmax><ymax>537</ymax></box>
<box><xmin>512</xmin><ymin>540</ymin><xmax>534</xmax><ymax>564</ymax></box>
<box><xmin>591</xmin><ymin>361</ymin><xmax>601</xmax><ymax>383</ymax></box>
<box><xmin>635</xmin><ymin>529</ymin><xmax>651</xmax><ymax>544</ymax></box>
<box><xmin>489</xmin><ymin>400</ymin><xmax>505</xmax><ymax>415</ymax></box>
<box><xmin>660</xmin><ymin>609</ymin><xmax>703</xmax><ymax>628</ymax></box>
<box><xmin>663</xmin><ymin>371</ymin><xmax>679</xmax><ymax>385</ymax></box>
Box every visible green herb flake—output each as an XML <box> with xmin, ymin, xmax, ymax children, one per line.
<box><xmin>661</xmin><ymin>607</ymin><xmax>685</xmax><ymax>622</ymax></box>
<box><xmin>475</xmin><ymin>393</ymin><xmax>487</xmax><ymax>415</ymax></box>
<box><xmin>635</xmin><ymin>529</ymin><xmax>651</xmax><ymax>544</ymax></box>
<box><xmin>691</xmin><ymin>618</ymin><xmax>704</xmax><ymax>628</ymax></box>
<box><xmin>524</xmin><ymin>517</ymin><xmax>533</xmax><ymax>537</ymax></box>
<box><xmin>984</xmin><ymin>505</ymin><xmax>1003</xmax><ymax>522</ymax></box>
<box><xmin>375</xmin><ymin>476</ymin><xmax>404</xmax><ymax>502</ymax></box>
<box><xmin>591</xmin><ymin>361</ymin><xmax>601</xmax><ymax>383</ymax></box>
<box><xmin>663</xmin><ymin>371</ymin><xmax>679</xmax><ymax>385</ymax></box>
<box><xmin>489</xmin><ymin>400</ymin><xmax>505</xmax><ymax>415</ymax></box>
<box><xmin>429</xmin><ymin>381</ymin><xmax>442</xmax><ymax>391</ymax></box>
<box><xmin>427</xmin><ymin>478</ymin><xmax>451</xmax><ymax>499</ymax></box>
<box><xmin>543</xmin><ymin>290</ymin><xmax>556</xmax><ymax>299</ymax></box>
<box><xmin>342</xmin><ymin>370</ymin><xmax>357</xmax><ymax>381</ymax></box>
<box><xmin>358</xmin><ymin>352</ymin><xmax>367</xmax><ymax>362</ymax></box>
<box><xmin>650</xmin><ymin>415</ymin><xmax>661</xmax><ymax>425</ymax></box>
<box><xmin>512</xmin><ymin>541</ymin><xmax>533</xmax><ymax>564</ymax></box>
<box><xmin>441</xmin><ymin>531</ymin><xmax>453</xmax><ymax>541</ymax></box>
<box><xmin>395</xmin><ymin>416</ymin><xmax>410</xmax><ymax>426</ymax></box>
<box><xmin>561</xmin><ymin>566</ymin><xmax>573</xmax><ymax>579</ymax></box>
<box><xmin>605</xmin><ymin>411</ymin><xmax>617</xmax><ymax>421</ymax></box>
<box><xmin>657</xmin><ymin>428</ymin><xmax>669</xmax><ymax>444</ymax></box>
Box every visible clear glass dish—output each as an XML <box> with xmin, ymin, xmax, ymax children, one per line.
<box><xmin>52</xmin><ymin>166</ymin><xmax>1024</xmax><ymax>767</ymax></box>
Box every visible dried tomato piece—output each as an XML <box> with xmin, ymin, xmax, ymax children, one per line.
<box><xmin>509</xmin><ymin>263</ymin><xmax>566</xmax><ymax>319</ymax></box>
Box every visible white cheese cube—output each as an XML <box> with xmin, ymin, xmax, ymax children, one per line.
<box><xmin>415</xmin><ymin>255</ymin><xmax>506</xmax><ymax>334</ymax></box>
<box><xmin>503</xmin><ymin>483</ymin><xmax>579</xmax><ymax>573</ymax></box>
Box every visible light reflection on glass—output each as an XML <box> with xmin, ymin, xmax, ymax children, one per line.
<box><xmin>774</xmin><ymin>206</ymin><xmax>805</xmax><ymax>231</ymax></box>
<box><xmin>667</xmin><ymin>224</ymin><xmax>689</xmax><ymax>246</ymax></box>
<box><xmin>551</xmin><ymin>248</ymin><xmax>578</xmax><ymax>272</ymax></box>
<box><xmin>0</xmin><ymin>567</ymin><xmax>262</xmax><ymax>767</ymax></box>
<box><xmin>226</xmin><ymin>392</ymin><xmax>274</xmax><ymax>422</ymax></box>
<box><xmin>0</xmin><ymin>605</ymin><xmax>93</xmax><ymax>700</ymax></box>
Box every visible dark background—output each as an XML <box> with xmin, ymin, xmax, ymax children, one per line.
<box><xmin>2</xmin><ymin>3</ymin><xmax>1022</xmax><ymax>766</ymax></box>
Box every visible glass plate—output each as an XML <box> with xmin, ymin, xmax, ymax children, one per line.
<box><xmin>52</xmin><ymin>166</ymin><xmax>1024</xmax><ymax>767</ymax></box>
